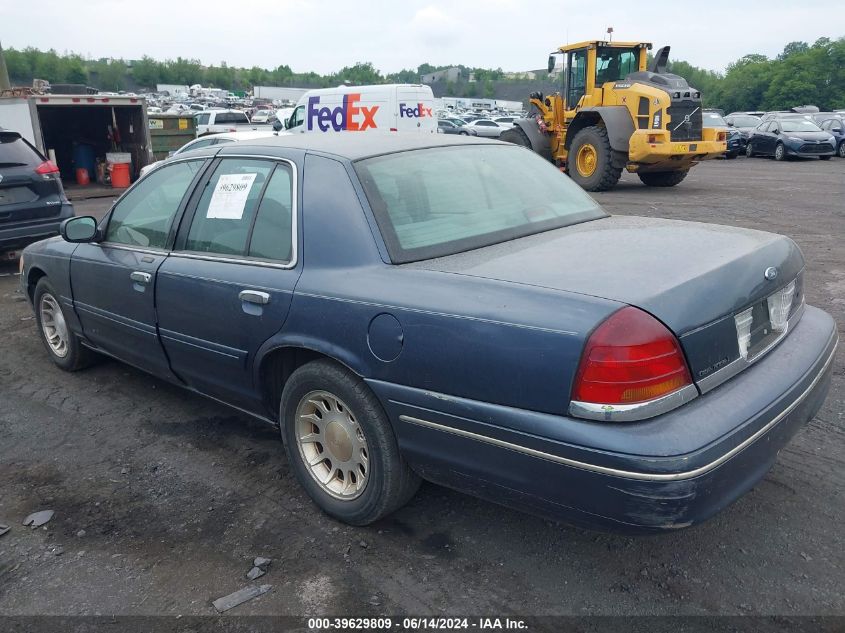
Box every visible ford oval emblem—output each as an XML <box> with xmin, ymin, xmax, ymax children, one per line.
<box><xmin>764</xmin><ymin>266</ymin><xmax>779</xmax><ymax>281</ymax></box>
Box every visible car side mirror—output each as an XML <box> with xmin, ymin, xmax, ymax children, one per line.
<box><xmin>272</xmin><ymin>119</ymin><xmax>283</xmax><ymax>132</ymax></box>
<box><xmin>60</xmin><ymin>216</ymin><xmax>99</xmax><ymax>243</ymax></box>
<box><xmin>834</xmin><ymin>127</ymin><xmax>843</xmax><ymax>134</ymax></box>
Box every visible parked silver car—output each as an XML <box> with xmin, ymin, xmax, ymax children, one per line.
<box><xmin>465</xmin><ymin>119</ymin><xmax>506</xmax><ymax>138</ymax></box>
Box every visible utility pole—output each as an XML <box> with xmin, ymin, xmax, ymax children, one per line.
<box><xmin>0</xmin><ymin>42</ymin><xmax>12</xmax><ymax>91</ymax></box>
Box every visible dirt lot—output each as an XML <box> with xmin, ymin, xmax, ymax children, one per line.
<box><xmin>0</xmin><ymin>157</ymin><xmax>843</xmax><ymax>620</ymax></box>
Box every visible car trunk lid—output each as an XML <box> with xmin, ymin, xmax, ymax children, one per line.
<box><xmin>409</xmin><ymin>215</ymin><xmax>805</xmax><ymax>387</ymax></box>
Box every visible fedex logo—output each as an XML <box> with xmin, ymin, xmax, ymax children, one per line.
<box><xmin>307</xmin><ymin>94</ymin><xmax>378</xmax><ymax>132</ymax></box>
<box><xmin>399</xmin><ymin>102</ymin><xmax>433</xmax><ymax>118</ymax></box>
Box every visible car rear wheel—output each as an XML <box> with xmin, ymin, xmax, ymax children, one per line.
<box><xmin>280</xmin><ymin>359</ymin><xmax>420</xmax><ymax>525</ymax></box>
<box><xmin>637</xmin><ymin>170</ymin><xmax>689</xmax><ymax>187</ymax></box>
<box><xmin>774</xmin><ymin>143</ymin><xmax>786</xmax><ymax>161</ymax></box>
<box><xmin>34</xmin><ymin>278</ymin><xmax>96</xmax><ymax>371</ymax></box>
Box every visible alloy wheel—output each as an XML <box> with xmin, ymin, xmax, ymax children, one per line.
<box><xmin>295</xmin><ymin>390</ymin><xmax>369</xmax><ymax>500</ymax></box>
<box><xmin>39</xmin><ymin>293</ymin><xmax>69</xmax><ymax>358</ymax></box>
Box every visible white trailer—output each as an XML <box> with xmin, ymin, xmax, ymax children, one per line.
<box><xmin>156</xmin><ymin>84</ymin><xmax>190</xmax><ymax>97</ymax></box>
<box><xmin>0</xmin><ymin>94</ymin><xmax>153</xmax><ymax>180</ymax></box>
<box><xmin>253</xmin><ymin>86</ymin><xmax>308</xmax><ymax>103</ymax></box>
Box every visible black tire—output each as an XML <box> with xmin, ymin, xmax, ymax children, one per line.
<box><xmin>745</xmin><ymin>142</ymin><xmax>755</xmax><ymax>158</ymax></box>
<box><xmin>725</xmin><ymin>152</ymin><xmax>738</xmax><ymax>159</ymax></box>
<box><xmin>567</xmin><ymin>126</ymin><xmax>622</xmax><ymax>192</ymax></box>
<box><xmin>280</xmin><ymin>359</ymin><xmax>420</xmax><ymax>525</ymax></box>
<box><xmin>500</xmin><ymin>125</ymin><xmax>532</xmax><ymax>148</ymax></box>
<box><xmin>459</xmin><ymin>130</ymin><xmax>469</xmax><ymax>136</ymax></box>
<box><xmin>819</xmin><ymin>155</ymin><xmax>831</xmax><ymax>161</ymax></box>
<box><xmin>33</xmin><ymin>278</ymin><xmax>96</xmax><ymax>371</ymax></box>
<box><xmin>774</xmin><ymin>142</ymin><xmax>786</xmax><ymax>161</ymax></box>
<box><xmin>637</xmin><ymin>170</ymin><xmax>689</xmax><ymax>187</ymax></box>
<box><xmin>838</xmin><ymin>142</ymin><xmax>845</xmax><ymax>158</ymax></box>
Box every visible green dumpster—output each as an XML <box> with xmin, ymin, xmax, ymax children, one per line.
<box><xmin>148</xmin><ymin>114</ymin><xmax>197</xmax><ymax>160</ymax></box>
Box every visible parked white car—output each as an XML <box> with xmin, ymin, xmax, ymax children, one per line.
<box><xmin>194</xmin><ymin>109</ymin><xmax>253</xmax><ymax>135</ymax></box>
<box><xmin>139</xmin><ymin>130</ymin><xmax>279</xmax><ymax>176</ymax></box>
<box><xmin>250</xmin><ymin>110</ymin><xmax>275</xmax><ymax>124</ymax></box>
<box><xmin>466</xmin><ymin>119</ymin><xmax>507</xmax><ymax>138</ymax></box>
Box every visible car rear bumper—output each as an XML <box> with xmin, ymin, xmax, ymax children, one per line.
<box><xmin>369</xmin><ymin>305</ymin><xmax>837</xmax><ymax>532</ymax></box>
<box><xmin>0</xmin><ymin>204</ymin><xmax>73</xmax><ymax>251</ymax></box>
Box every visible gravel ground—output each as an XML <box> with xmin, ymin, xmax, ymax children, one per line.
<box><xmin>0</xmin><ymin>156</ymin><xmax>842</xmax><ymax>618</ymax></box>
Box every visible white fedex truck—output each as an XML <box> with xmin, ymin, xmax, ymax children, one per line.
<box><xmin>279</xmin><ymin>84</ymin><xmax>436</xmax><ymax>134</ymax></box>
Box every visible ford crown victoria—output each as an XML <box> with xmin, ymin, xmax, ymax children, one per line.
<box><xmin>20</xmin><ymin>135</ymin><xmax>836</xmax><ymax>532</ymax></box>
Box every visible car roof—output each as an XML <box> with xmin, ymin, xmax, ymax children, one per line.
<box><xmin>209</xmin><ymin>130</ymin><xmax>278</xmax><ymax>141</ymax></box>
<box><xmin>230</xmin><ymin>133</ymin><xmax>503</xmax><ymax>161</ymax></box>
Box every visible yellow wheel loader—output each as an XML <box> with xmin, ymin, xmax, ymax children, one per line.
<box><xmin>501</xmin><ymin>42</ymin><xmax>726</xmax><ymax>191</ymax></box>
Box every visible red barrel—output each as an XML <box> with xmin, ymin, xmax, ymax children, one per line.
<box><xmin>110</xmin><ymin>163</ymin><xmax>130</xmax><ymax>188</ymax></box>
<box><xmin>75</xmin><ymin>168</ymin><xmax>90</xmax><ymax>186</ymax></box>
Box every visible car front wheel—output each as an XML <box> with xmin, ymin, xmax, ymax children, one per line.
<box><xmin>838</xmin><ymin>142</ymin><xmax>845</xmax><ymax>158</ymax></box>
<box><xmin>745</xmin><ymin>142</ymin><xmax>754</xmax><ymax>157</ymax></box>
<box><xmin>34</xmin><ymin>278</ymin><xmax>96</xmax><ymax>371</ymax></box>
<box><xmin>774</xmin><ymin>143</ymin><xmax>786</xmax><ymax>161</ymax></box>
<box><xmin>280</xmin><ymin>359</ymin><xmax>420</xmax><ymax>525</ymax></box>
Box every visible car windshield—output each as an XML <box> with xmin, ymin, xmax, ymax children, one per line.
<box><xmin>730</xmin><ymin>116</ymin><xmax>761</xmax><ymax>127</ymax></box>
<box><xmin>704</xmin><ymin>113</ymin><xmax>728</xmax><ymax>127</ymax></box>
<box><xmin>781</xmin><ymin>119</ymin><xmax>822</xmax><ymax>132</ymax></box>
<box><xmin>355</xmin><ymin>145</ymin><xmax>606</xmax><ymax>263</ymax></box>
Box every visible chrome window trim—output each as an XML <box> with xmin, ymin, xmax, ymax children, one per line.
<box><xmin>173</xmin><ymin>154</ymin><xmax>299</xmax><ymax>270</ymax></box>
<box><xmin>97</xmin><ymin>243</ymin><xmax>169</xmax><ymax>256</ymax></box>
<box><xmin>169</xmin><ymin>252</ymin><xmax>295</xmax><ymax>270</ymax></box>
<box><xmin>398</xmin><ymin>333</ymin><xmax>837</xmax><ymax>483</ymax></box>
<box><xmin>569</xmin><ymin>383</ymin><xmax>699</xmax><ymax>422</ymax></box>
<box><xmin>697</xmin><ymin>300</ymin><xmax>805</xmax><ymax>394</ymax></box>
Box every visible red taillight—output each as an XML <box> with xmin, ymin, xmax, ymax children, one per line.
<box><xmin>572</xmin><ymin>307</ymin><xmax>693</xmax><ymax>405</ymax></box>
<box><xmin>35</xmin><ymin>160</ymin><xmax>60</xmax><ymax>175</ymax></box>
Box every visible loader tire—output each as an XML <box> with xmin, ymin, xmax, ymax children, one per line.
<box><xmin>500</xmin><ymin>126</ymin><xmax>533</xmax><ymax>149</ymax></box>
<box><xmin>637</xmin><ymin>170</ymin><xmax>689</xmax><ymax>187</ymax></box>
<box><xmin>567</xmin><ymin>126</ymin><xmax>622</xmax><ymax>192</ymax></box>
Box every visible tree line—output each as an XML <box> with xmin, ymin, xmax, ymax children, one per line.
<box><xmin>4</xmin><ymin>36</ymin><xmax>844</xmax><ymax>111</ymax></box>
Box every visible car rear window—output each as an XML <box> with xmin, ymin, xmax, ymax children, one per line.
<box><xmin>355</xmin><ymin>144</ymin><xmax>606</xmax><ymax>263</ymax></box>
<box><xmin>0</xmin><ymin>132</ymin><xmax>43</xmax><ymax>167</ymax></box>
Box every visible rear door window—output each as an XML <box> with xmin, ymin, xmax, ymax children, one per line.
<box><xmin>247</xmin><ymin>166</ymin><xmax>294</xmax><ymax>262</ymax></box>
<box><xmin>183</xmin><ymin>158</ymin><xmax>275</xmax><ymax>256</ymax></box>
<box><xmin>0</xmin><ymin>132</ymin><xmax>43</xmax><ymax>167</ymax></box>
<box><xmin>105</xmin><ymin>160</ymin><xmax>205</xmax><ymax>249</ymax></box>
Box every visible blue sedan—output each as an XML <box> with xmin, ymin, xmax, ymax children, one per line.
<box><xmin>19</xmin><ymin>135</ymin><xmax>837</xmax><ymax>532</ymax></box>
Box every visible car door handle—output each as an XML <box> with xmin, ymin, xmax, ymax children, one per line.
<box><xmin>239</xmin><ymin>290</ymin><xmax>270</xmax><ymax>305</ymax></box>
<box><xmin>130</xmin><ymin>271</ymin><xmax>152</xmax><ymax>284</ymax></box>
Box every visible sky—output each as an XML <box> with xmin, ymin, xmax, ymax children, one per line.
<box><xmin>2</xmin><ymin>0</ymin><xmax>842</xmax><ymax>75</ymax></box>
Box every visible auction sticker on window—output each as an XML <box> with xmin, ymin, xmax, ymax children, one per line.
<box><xmin>207</xmin><ymin>173</ymin><xmax>257</xmax><ymax>219</ymax></box>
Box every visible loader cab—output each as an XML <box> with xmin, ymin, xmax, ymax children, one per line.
<box><xmin>557</xmin><ymin>41</ymin><xmax>651</xmax><ymax>111</ymax></box>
